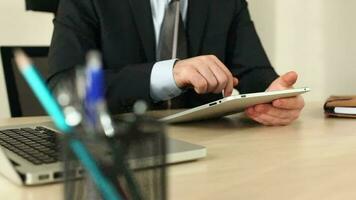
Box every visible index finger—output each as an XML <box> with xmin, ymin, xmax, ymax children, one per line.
<box><xmin>209</xmin><ymin>56</ymin><xmax>235</xmax><ymax>96</ymax></box>
<box><xmin>211</xmin><ymin>56</ymin><xmax>234</xmax><ymax>78</ymax></box>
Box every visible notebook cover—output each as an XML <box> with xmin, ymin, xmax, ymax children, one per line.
<box><xmin>324</xmin><ymin>95</ymin><xmax>356</xmax><ymax>118</ymax></box>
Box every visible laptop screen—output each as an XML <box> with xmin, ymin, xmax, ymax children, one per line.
<box><xmin>10</xmin><ymin>57</ymin><xmax>48</xmax><ymax>116</ymax></box>
<box><xmin>1</xmin><ymin>47</ymin><xmax>49</xmax><ymax>117</ymax></box>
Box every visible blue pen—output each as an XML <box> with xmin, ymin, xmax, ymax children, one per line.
<box><xmin>14</xmin><ymin>50</ymin><xmax>122</xmax><ymax>200</ymax></box>
<box><xmin>84</xmin><ymin>51</ymin><xmax>115</xmax><ymax>137</ymax></box>
<box><xmin>85</xmin><ymin>51</ymin><xmax>104</xmax><ymax>128</ymax></box>
<box><xmin>85</xmin><ymin>51</ymin><xmax>104</xmax><ymax>104</ymax></box>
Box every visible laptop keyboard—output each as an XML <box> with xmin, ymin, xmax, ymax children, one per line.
<box><xmin>0</xmin><ymin>127</ymin><xmax>61</xmax><ymax>165</ymax></box>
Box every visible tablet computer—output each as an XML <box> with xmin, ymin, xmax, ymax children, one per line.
<box><xmin>160</xmin><ymin>87</ymin><xmax>310</xmax><ymax>123</ymax></box>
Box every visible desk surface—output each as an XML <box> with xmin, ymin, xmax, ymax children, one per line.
<box><xmin>1</xmin><ymin>101</ymin><xmax>356</xmax><ymax>200</ymax></box>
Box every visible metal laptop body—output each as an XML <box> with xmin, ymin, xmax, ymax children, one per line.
<box><xmin>161</xmin><ymin>87</ymin><xmax>310</xmax><ymax>123</ymax></box>
<box><xmin>0</xmin><ymin>122</ymin><xmax>206</xmax><ymax>186</ymax></box>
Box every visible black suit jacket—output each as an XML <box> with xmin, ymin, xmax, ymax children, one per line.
<box><xmin>48</xmin><ymin>0</ymin><xmax>278</xmax><ymax>113</ymax></box>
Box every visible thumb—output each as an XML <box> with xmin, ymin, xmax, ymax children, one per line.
<box><xmin>269</xmin><ymin>71</ymin><xmax>298</xmax><ymax>90</ymax></box>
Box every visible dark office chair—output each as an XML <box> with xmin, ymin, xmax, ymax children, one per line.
<box><xmin>0</xmin><ymin>46</ymin><xmax>50</xmax><ymax>117</ymax></box>
<box><xmin>25</xmin><ymin>0</ymin><xmax>59</xmax><ymax>13</ymax></box>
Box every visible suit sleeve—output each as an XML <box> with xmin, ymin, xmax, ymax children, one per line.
<box><xmin>226</xmin><ymin>0</ymin><xmax>279</xmax><ymax>93</ymax></box>
<box><xmin>48</xmin><ymin>0</ymin><xmax>154</xmax><ymax>113</ymax></box>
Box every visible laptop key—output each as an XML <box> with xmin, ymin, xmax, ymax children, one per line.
<box><xmin>27</xmin><ymin>158</ymin><xmax>43</xmax><ymax>165</ymax></box>
<box><xmin>43</xmin><ymin>158</ymin><xmax>57</xmax><ymax>164</ymax></box>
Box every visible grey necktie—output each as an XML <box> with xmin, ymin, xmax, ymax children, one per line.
<box><xmin>157</xmin><ymin>0</ymin><xmax>188</xmax><ymax>61</ymax></box>
<box><xmin>157</xmin><ymin>0</ymin><xmax>188</xmax><ymax>109</ymax></box>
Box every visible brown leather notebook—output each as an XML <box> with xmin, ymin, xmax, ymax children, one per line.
<box><xmin>324</xmin><ymin>96</ymin><xmax>356</xmax><ymax>118</ymax></box>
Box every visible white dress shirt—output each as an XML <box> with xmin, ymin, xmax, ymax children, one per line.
<box><xmin>150</xmin><ymin>0</ymin><xmax>188</xmax><ymax>101</ymax></box>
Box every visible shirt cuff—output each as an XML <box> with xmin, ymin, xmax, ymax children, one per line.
<box><xmin>150</xmin><ymin>59</ymin><xmax>183</xmax><ymax>101</ymax></box>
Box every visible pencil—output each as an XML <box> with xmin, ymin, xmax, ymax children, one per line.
<box><xmin>14</xmin><ymin>49</ymin><xmax>70</xmax><ymax>132</ymax></box>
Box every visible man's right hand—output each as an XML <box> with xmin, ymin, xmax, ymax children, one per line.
<box><xmin>173</xmin><ymin>55</ymin><xmax>239</xmax><ymax>97</ymax></box>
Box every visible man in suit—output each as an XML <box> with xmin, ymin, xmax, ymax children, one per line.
<box><xmin>48</xmin><ymin>0</ymin><xmax>305</xmax><ymax>126</ymax></box>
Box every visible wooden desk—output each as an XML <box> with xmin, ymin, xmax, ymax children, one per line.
<box><xmin>1</xmin><ymin>102</ymin><xmax>356</xmax><ymax>200</ymax></box>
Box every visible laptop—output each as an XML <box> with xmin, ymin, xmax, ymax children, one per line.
<box><xmin>0</xmin><ymin>122</ymin><xmax>207</xmax><ymax>185</ymax></box>
<box><xmin>0</xmin><ymin>46</ymin><xmax>206</xmax><ymax>185</ymax></box>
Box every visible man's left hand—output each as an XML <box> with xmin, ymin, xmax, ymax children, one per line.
<box><xmin>245</xmin><ymin>71</ymin><xmax>305</xmax><ymax>126</ymax></box>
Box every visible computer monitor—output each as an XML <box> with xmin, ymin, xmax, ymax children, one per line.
<box><xmin>0</xmin><ymin>47</ymin><xmax>49</xmax><ymax>117</ymax></box>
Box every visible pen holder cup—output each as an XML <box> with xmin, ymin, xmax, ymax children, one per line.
<box><xmin>62</xmin><ymin>116</ymin><xmax>167</xmax><ymax>200</ymax></box>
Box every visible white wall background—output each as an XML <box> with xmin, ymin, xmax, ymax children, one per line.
<box><xmin>249</xmin><ymin>0</ymin><xmax>356</xmax><ymax>102</ymax></box>
<box><xmin>1</xmin><ymin>0</ymin><xmax>356</xmax><ymax>118</ymax></box>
